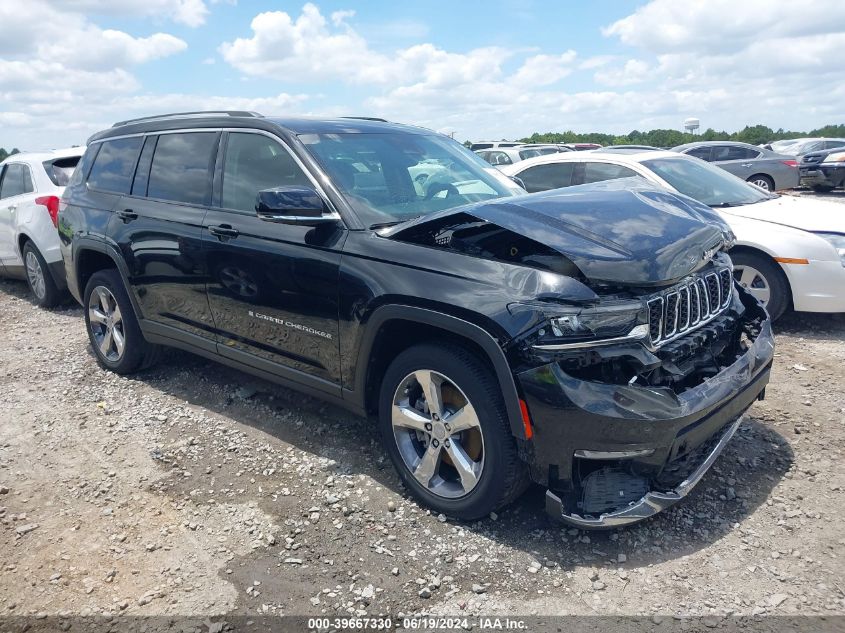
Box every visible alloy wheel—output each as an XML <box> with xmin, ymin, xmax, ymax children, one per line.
<box><xmin>733</xmin><ymin>265</ymin><xmax>770</xmax><ymax>306</ymax></box>
<box><xmin>88</xmin><ymin>286</ymin><xmax>126</xmax><ymax>362</ymax></box>
<box><xmin>750</xmin><ymin>177</ymin><xmax>771</xmax><ymax>191</ymax></box>
<box><xmin>391</xmin><ymin>370</ymin><xmax>485</xmax><ymax>499</ymax></box>
<box><xmin>25</xmin><ymin>251</ymin><xmax>46</xmax><ymax>300</ymax></box>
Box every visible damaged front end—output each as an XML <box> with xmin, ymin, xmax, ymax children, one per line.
<box><xmin>380</xmin><ymin>185</ymin><xmax>772</xmax><ymax>527</ymax></box>
<box><xmin>511</xmin><ymin>257</ymin><xmax>774</xmax><ymax>527</ymax></box>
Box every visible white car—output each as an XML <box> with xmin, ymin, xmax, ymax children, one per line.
<box><xmin>475</xmin><ymin>145</ymin><xmax>566</xmax><ymax>167</ymax></box>
<box><xmin>0</xmin><ymin>148</ymin><xmax>84</xmax><ymax>306</ymax></box>
<box><xmin>501</xmin><ymin>151</ymin><xmax>845</xmax><ymax>320</ymax></box>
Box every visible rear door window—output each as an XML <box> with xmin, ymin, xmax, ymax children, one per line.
<box><xmin>583</xmin><ymin>162</ymin><xmax>639</xmax><ymax>183</ymax></box>
<box><xmin>518</xmin><ymin>163</ymin><xmax>575</xmax><ymax>193</ymax></box>
<box><xmin>147</xmin><ymin>132</ymin><xmax>218</xmax><ymax>205</ymax></box>
<box><xmin>712</xmin><ymin>146</ymin><xmax>759</xmax><ymax>161</ymax></box>
<box><xmin>0</xmin><ymin>163</ymin><xmax>33</xmax><ymax>198</ymax></box>
<box><xmin>87</xmin><ymin>137</ymin><xmax>143</xmax><ymax>194</ymax></box>
<box><xmin>687</xmin><ymin>147</ymin><xmax>712</xmax><ymax>161</ymax></box>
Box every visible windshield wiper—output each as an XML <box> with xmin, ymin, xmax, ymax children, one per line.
<box><xmin>712</xmin><ymin>201</ymin><xmax>752</xmax><ymax>208</ymax></box>
<box><xmin>370</xmin><ymin>215</ymin><xmax>423</xmax><ymax>230</ymax></box>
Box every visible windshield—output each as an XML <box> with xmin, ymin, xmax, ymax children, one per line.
<box><xmin>298</xmin><ymin>132</ymin><xmax>522</xmax><ymax>226</ymax></box>
<box><xmin>642</xmin><ymin>156</ymin><xmax>772</xmax><ymax>207</ymax></box>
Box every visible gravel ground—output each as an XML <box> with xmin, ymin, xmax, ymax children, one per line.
<box><xmin>1</xmin><ymin>194</ymin><xmax>844</xmax><ymax>622</ymax></box>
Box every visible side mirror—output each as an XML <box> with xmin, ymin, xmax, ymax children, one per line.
<box><xmin>255</xmin><ymin>186</ymin><xmax>337</xmax><ymax>226</ymax></box>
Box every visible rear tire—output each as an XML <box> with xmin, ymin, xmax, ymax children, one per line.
<box><xmin>83</xmin><ymin>269</ymin><xmax>160</xmax><ymax>374</ymax></box>
<box><xmin>23</xmin><ymin>242</ymin><xmax>62</xmax><ymax>308</ymax></box>
<box><xmin>378</xmin><ymin>343</ymin><xmax>529</xmax><ymax>520</ymax></box>
<box><xmin>731</xmin><ymin>251</ymin><xmax>790</xmax><ymax>321</ymax></box>
<box><xmin>746</xmin><ymin>174</ymin><xmax>774</xmax><ymax>191</ymax></box>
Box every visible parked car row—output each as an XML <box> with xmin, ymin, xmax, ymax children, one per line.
<box><xmin>501</xmin><ymin>149</ymin><xmax>845</xmax><ymax>321</ymax></box>
<box><xmin>477</xmin><ymin>137</ymin><xmax>845</xmax><ymax>193</ymax></box>
<box><xmin>0</xmin><ymin>111</ymin><xmax>839</xmax><ymax>530</ymax></box>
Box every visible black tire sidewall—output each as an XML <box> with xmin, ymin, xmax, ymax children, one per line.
<box><xmin>22</xmin><ymin>242</ymin><xmax>60</xmax><ymax>308</ymax></box>
<box><xmin>732</xmin><ymin>252</ymin><xmax>789</xmax><ymax>320</ymax></box>
<box><xmin>378</xmin><ymin>344</ymin><xmax>516</xmax><ymax>520</ymax></box>
<box><xmin>83</xmin><ymin>269</ymin><xmax>147</xmax><ymax>374</ymax></box>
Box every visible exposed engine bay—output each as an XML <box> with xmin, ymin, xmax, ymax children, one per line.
<box><xmin>387</xmin><ymin>212</ymin><xmax>584</xmax><ymax>278</ymax></box>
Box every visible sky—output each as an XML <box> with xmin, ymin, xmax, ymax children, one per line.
<box><xmin>1</xmin><ymin>0</ymin><xmax>844</xmax><ymax>150</ymax></box>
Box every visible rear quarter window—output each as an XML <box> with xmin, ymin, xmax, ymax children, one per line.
<box><xmin>43</xmin><ymin>156</ymin><xmax>81</xmax><ymax>186</ymax></box>
<box><xmin>86</xmin><ymin>137</ymin><xmax>143</xmax><ymax>194</ymax></box>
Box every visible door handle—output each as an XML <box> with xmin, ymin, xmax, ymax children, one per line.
<box><xmin>116</xmin><ymin>209</ymin><xmax>138</xmax><ymax>222</ymax></box>
<box><xmin>7</xmin><ymin>205</ymin><xmax>16</xmax><ymax>213</ymax></box>
<box><xmin>208</xmin><ymin>224</ymin><xmax>239</xmax><ymax>239</ymax></box>
<box><xmin>741</xmin><ymin>163</ymin><xmax>753</xmax><ymax>168</ymax></box>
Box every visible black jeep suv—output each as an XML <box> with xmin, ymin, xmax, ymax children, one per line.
<box><xmin>59</xmin><ymin>112</ymin><xmax>774</xmax><ymax>527</ymax></box>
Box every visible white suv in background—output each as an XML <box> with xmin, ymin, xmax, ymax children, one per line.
<box><xmin>0</xmin><ymin>148</ymin><xmax>84</xmax><ymax>306</ymax></box>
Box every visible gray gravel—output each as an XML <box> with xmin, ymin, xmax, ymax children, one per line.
<box><xmin>1</xmin><ymin>233</ymin><xmax>844</xmax><ymax>619</ymax></box>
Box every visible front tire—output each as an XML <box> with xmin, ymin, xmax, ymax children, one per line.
<box><xmin>83</xmin><ymin>269</ymin><xmax>160</xmax><ymax>374</ymax></box>
<box><xmin>731</xmin><ymin>251</ymin><xmax>790</xmax><ymax>321</ymax></box>
<box><xmin>23</xmin><ymin>242</ymin><xmax>61</xmax><ymax>308</ymax></box>
<box><xmin>378</xmin><ymin>343</ymin><xmax>528</xmax><ymax>520</ymax></box>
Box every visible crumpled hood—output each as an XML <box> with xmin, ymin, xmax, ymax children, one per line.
<box><xmin>387</xmin><ymin>180</ymin><xmax>731</xmax><ymax>286</ymax></box>
<box><xmin>719</xmin><ymin>194</ymin><xmax>845</xmax><ymax>234</ymax></box>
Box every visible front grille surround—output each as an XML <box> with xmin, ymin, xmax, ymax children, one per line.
<box><xmin>646</xmin><ymin>267</ymin><xmax>733</xmax><ymax>347</ymax></box>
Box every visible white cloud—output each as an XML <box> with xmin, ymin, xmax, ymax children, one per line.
<box><xmin>0</xmin><ymin>2</ymin><xmax>188</xmax><ymax>70</ymax></box>
<box><xmin>603</xmin><ymin>0</ymin><xmax>845</xmax><ymax>54</ymax></box>
<box><xmin>511</xmin><ymin>51</ymin><xmax>577</xmax><ymax>87</ymax></box>
<box><xmin>51</xmin><ymin>0</ymin><xmax>210</xmax><ymax>27</ymax></box>
<box><xmin>4</xmin><ymin>0</ymin><xmax>845</xmax><ymax>152</ymax></box>
<box><xmin>594</xmin><ymin>59</ymin><xmax>650</xmax><ymax>86</ymax></box>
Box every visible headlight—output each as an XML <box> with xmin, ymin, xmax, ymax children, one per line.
<box><xmin>524</xmin><ymin>300</ymin><xmax>649</xmax><ymax>349</ymax></box>
<box><xmin>822</xmin><ymin>152</ymin><xmax>845</xmax><ymax>164</ymax></box>
<box><xmin>815</xmin><ymin>232</ymin><xmax>845</xmax><ymax>267</ymax></box>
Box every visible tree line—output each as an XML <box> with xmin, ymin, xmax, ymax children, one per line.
<box><xmin>0</xmin><ymin>148</ymin><xmax>21</xmax><ymax>162</ymax></box>
<box><xmin>514</xmin><ymin>123</ymin><xmax>845</xmax><ymax>148</ymax></box>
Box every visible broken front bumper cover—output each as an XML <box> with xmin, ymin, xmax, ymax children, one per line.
<box><xmin>546</xmin><ymin>414</ymin><xmax>744</xmax><ymax>528</ymax></box>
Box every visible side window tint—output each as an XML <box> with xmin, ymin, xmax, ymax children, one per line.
<box><xmin>714</xmin><ymin>146</ymin><xmax>758</xmax><ymax>160</ymax></box>
<box><xmin>583</xmin><ymin>162</ymin><xmax>639</xmax><ymax>183</ymax></box>
<box><xmin>131</xmin><ymin>136</ymin><xmax>157</xmax><ymax>196</ymax></box>
<box><xmin>22</xmin><ymin>165</ymin><xmax>34</xmax><ymax>193</ymax></box>
<box><xmin>519</xmin><ymin>163</ymin><xmax>575</xmax><ymax>193</ymax></box>
<box><xmin>0</xmin><ymin>164</ymin><xmax>26</xmax><ymax>198</ymax></box>
<box><xmin>68</xmin><ymin>145</ymin><xmax>100</xmax><ymax>188</ymax></box>
<box><xmin>221</xmin><ymin>133</ymin><xmax>311</xmax><ymax>212</ymax></box>
<box><xmin>87</xmin><ymin>137</ymin><xmax>143</xmax><ymax>194</ymax></box>
<box><xmin>147</xmin><ymin>132</ymin><xmax>217</xmax><ymax>205</ymax></box>
<box><xmin>687</xmin><ymin>147</ymin><xmax>712</xmax><ymax>161</ymax></box>
<box><xmin>488</xmin><ymin>151</ymin><xmax>512</xmax><ymax>166</ymax></box>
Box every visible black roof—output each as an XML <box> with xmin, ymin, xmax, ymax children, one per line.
<box><xmin>87</xmin><ymin>112</ymin><xmax>431</xmax><ymax>144</ymax></box>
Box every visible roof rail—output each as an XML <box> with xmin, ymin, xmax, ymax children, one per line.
<box><xmin>340</xmin><ymin>116</ymin><xmax>389</xmax><ymax>123</ymax></box>
<box><xmin>112</xmin><ymin>111</ymin><xmax>263</xmax><ymax>128</ymax></box>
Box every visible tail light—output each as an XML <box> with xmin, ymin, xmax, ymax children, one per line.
<box><xmin>35</xmin><ymin>195</ymin><xmax>60</xmax><ymax>228</ymax></box>
<box><xmin>781</xmin><ymin>160</ymin><xmax>798</xmax><ymax>168</ymax></box>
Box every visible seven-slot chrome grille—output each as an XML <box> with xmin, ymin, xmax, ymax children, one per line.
<box><xmin>647</xmin><ymin>268</ymin><xmax>733</xmax><ymax>346</ymax></box>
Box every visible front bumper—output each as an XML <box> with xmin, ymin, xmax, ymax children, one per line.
<box><xmin>800</xmin><ymin>165</ymin><xmax>845</xmax><ymax>188</ymax></box>
<box><xmin>516</xmin><ymin>289</ymin><xmax>774</xmax><ymax>527</ymax></box>
<box><xmin>545</xmin><ymin>414</ymin><xmax>744</xmax><ymax>527</ymax></box>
